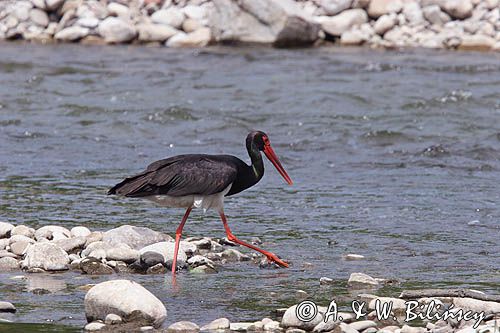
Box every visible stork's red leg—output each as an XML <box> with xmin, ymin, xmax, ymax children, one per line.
<box><xmin>219</xmin><ymin>211</ymin><xmax>289</xmax><ymax>268</ymax></box>
<box><xmin>172</xmin><ymin>207</ymin><xmax>192</xmax><ymax>279</ymax></box>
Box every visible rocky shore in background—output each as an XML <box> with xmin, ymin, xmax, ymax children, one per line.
<box><xmin>0</xmin><ymin>0</ymin><xmax>498</xmax><ymax>51</ymax></box>
<box><xmin>1</xmin><ymin>221</ymin><xmax>500</xmax><ymax>332</ymax></box>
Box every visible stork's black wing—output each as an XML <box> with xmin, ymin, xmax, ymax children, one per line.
<box><xmin>108</xmin><ymin>154</ymin><xmax>239</xmax><ymax>197</ymax></box>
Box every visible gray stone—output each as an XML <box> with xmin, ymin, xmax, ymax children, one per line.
<box><xmin>166</xmin><ymin>28</ymin><xmax>211</xmax><ymax>47</ymax></box>
<box><xmin>76</xmin><ymin>17</ymin><xmax>100</xmax><ymax>29</ymax></box>
<box><xmin>29</xmin><ymin>8</ymin><xmax>49</xmax><ymax>27</ymax></box>
<box><xmin>85</xmin><ymin>279</ymin><xmax>167</xmax><ymax>328</ymax></box>
<box><xmin>263</xmin><ymin>321</ymin><xmax>281</xmax><ymax>331</ymax></box>
<box><xmin>0</xmin><ymin>301</ymin><xmax>16</xmax><ymax>313</ymax></box>
<box><xmin>137</xmin><ymin>23</ymin><xmax>179</xmax><ymax>42</ymax></box>
<box><xmin>423</xmin><ymin>5</ymin><xmax>451</xmax><ymax>25</ymax></box>
<box><xmin>319</xmin><ymin>277</ymin><xmax>333</xmax><ymax>285</ymax></box>
<box><xmin>374</xmin><ymin>13</ymin><xmax>396</xmax><ymax>35</ymax></box>
<box><xmin>10</xmin><ymin>241</ymin><xmax>30</xmax><ymax>256</ymax></box>
<box><xmin>85</xmin><ymin>232</ymin><xmax>103</xmax><ymax>247</ymax></box>
<box><xmin>97</xmin><ymin>17</ymin><xmax>136</xmax><ymax>43</ymax></box>
<box><xmin>141</xmin><ymin>251</ymin><xmax>166</xmax><ymax>267</ymax></box>
<box><xmin>84</xmin><ymin>322</ymin><xmax>106</xmax><ymax>331</ymax></box>
<box><xmin>200</xmin><ymin>318</ymin><xmax>230</xmax><ymax>331</ymax></box>
<box><xmin>187</xmin><ymin>255</ymin><xmax>215</xmax><ymax>267</ymax></box>
<box><xmin>35</xmin><ymin>226</ymin><xmax>71</xmax><ymax>241</ymax></box>
<box><xmin>316</xmin><ymin>9</ymin><xmax>368</xmax><ymax>36</ymax></box>
<box><xmin>11</xmin><ymin>225</ymin><xmax>35</xmax><ymax>238</ymax></box>
<box><xmin>104</xmin><ymin>313</ymin><xmax>122</xmax><ymax>325</ymax></box>
<box><xmin>452</xmin><ymin>297</ymin><xmax>500</xmax><ymax>315</ymax></box>
<box><xmin>53</xmin><ymin>236</ymin><xmax>86</xmax><ymax>252</ymax></box>
<box><xmin>0</xmin><ymin>257</ymin><xmax>19</xmax><ymax>270</ymax></box>
<box><xmin>103</xmin><ymin>225</ymin><xmax>165</xmax><ymax>250</ymax></box>
<box><xmin>400</xmin><ymin>325</ymin><xmax>426</xmax><ymax>333</ymax></box>
<box><xmin>317</xmin><ymin>0</ymin><xmax>352</xmax><ymax>16</ymax></box>
<box><xmin>281</xmin><ymin>305</ymin><xmax>323</xmax><ymax>330</ymax></box>
<box><xmin>146</xmin><ymin>263</ymin><xmax>166</xmax><ymax>274</ymax></box>
<box><xmin>151</xmin><ymin>8</ymin><xmax>185</xmax><ymax>29</ymax></box>
<box><xmin>190</xmin><ymin>264</ymin><xmax>217</xmax><ymax>274</ymax></box>
<box><xmin>347</xmin><ymin>273</ymin><xmax>379</xmax><ymax>288</ymax></box>
<box><xmin>80</xmin><ymin>258</ymin><xmax>114</xmax><ymax>275</ymax></box>
<box><xmin>139</xmin><ymin>241</ymin><xmax>187</xmax><ymax>267</ymax></box>
<box><xmin>106</xmin><ymin>247</ymin><xmax>140</xmax><ymax>263</ymax></box>
<box><xmin>168</xmin><ymin>321</ymin><xmax>200</xmax><ymax>333</ymax></box>
<box><xmin>0</xmin><ymin>222</ymin><xmax>14</xmax><ymax>238</ymax></box>
<box><xmin>23</xmin><ymin>243</ymin><xmax>69</xmax><ymax>271</ymax></box>
<box><xmin>82</xmin><ymin>241</ymin><xmax>114</xmax><ymax>258</ymax></box>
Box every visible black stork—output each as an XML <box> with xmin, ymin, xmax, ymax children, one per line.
<box><xmin>108</xmin><ymin>131</ymin><xmax>293</xmax><ymax>278</ymax></box>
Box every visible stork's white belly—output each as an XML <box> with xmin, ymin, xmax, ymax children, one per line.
<box><xmin>145</xmin><ymin>184</ymin><xmax>232</xmax><ymax>212</ymax></box>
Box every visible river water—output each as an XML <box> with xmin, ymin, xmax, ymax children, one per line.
<box><xmin>0</xmin><ymin>43</ymin><xmax>499</xmax><ymax>330</ymax></box>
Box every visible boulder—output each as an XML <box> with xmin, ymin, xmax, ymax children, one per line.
<box><xmin>0</xmin><ymin>301</ymin><xmax>16</xmax><ymax>313</ymax></box>
<box><xmin>209</xmin><ymin>0</ymin><xmax>319</xmax><ymax>46</ymax></box>
<box><xmin>85</xmin><ymin>280</ymin><xmax>167</xmax><ymax>327</ymax></box>
<box><xmin>97</xmin><ymin>17</ymin><xmax>136</xmax><ymax>43</ymax></box>
<box><xmin>106</xmin><ymin>247</ymin><xmax>140</xmax><ymax>263</ymax></box>
<box><xmin>52</xmin><ymin>236</ymin><xmax>86</xmax><ymax>252</ymax></box>
<box><xmin>103</xmin><ymin>225</ymin><xmax>165</xmax><ymax>249</ymax></box>
<box><xmin>200</xmin><ymin>318</ymin><xmax>230</xmax><ymax>331</ymax></box>
<box><xmin>11</xmin><ymin>225</ymin><xmax>35</xmax><ymax>238</ymax></box>
<box><xmin>281</xmin><ymin>304</ymin><xmax>323</xmax><ymax>330</ymax></box>
<box><xmin>35</xmin><ymin>226</ymin><xmax>71</xmax><ymax>241</ymax></box>
<box><xmin>347</xmin><ymin>272</ymin><xmax>379</xmax><ymax>288</ymax></box>
<box><xmin>23</xmin><ymin>243</ymin><xmax>70</xmax><ymax>271</ymax></box>
<box><xmin>316</xmin><ymin>9</ymin><xmax>367</xmax><ymax>36</ymax></box>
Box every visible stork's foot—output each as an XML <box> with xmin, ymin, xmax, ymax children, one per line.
<box><xmin>266</xmin><ymin>253</ymin><xmax>289</xmax><ymax>268</ymax></box>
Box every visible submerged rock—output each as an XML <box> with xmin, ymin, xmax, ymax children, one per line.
<box><xmin>85</xmin><ymin>280</ymin><xmax>167</xmax><ymax>328</ymax></box>
<box><xmin>23</xmin><ymin>243</ymin><xmax>69</xmax><ymax>271</ymax></box>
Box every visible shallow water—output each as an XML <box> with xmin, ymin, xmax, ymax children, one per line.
<box><xmin>0</xmin><ymin>42</ymin><xmax>499</xmax><ymax>329</ymax></box>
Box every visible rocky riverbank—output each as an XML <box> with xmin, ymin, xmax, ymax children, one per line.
<box><xmin>0</xmin><ymin>0</ymin><xmax>498</xmax><ymax>51</ymax></box>
<box><xmin>1</xmin><ymin>221</ymin><xmax>500</xmax><ymax>332</ymax></box>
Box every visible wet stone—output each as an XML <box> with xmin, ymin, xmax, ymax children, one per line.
<box><xmin>220</xmin><ymin>248</ymin><xmax>251</xmax><ymax>262</ymax></box>
<box><xmin>146</xmin><ymin>263</ymin><xmax>166</xmax><ymax>274</ymax></box>
<box><xmin>105</xmin><ymin>313</ymin><xmax>122</xmax><ymax>325</ymax></box>
<box><xmin>80</xmin><ymin>258</ymin><xmax>114</xmax><ymax>275</ymax></box>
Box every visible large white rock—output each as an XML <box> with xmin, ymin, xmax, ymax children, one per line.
<box><xmin>84</xmin><ymin>280</ymin><xmax>167</xmax><ymax>327</ymax></box>
<box><xmin>103</xmin><ymin>225</ymin><xmax>165</xmax><ymax>250</ymax></box>
<box><xmin>54</xmin><ymin>26</ymin><xmax>90</xmax><ymax>41</ymax></box>
<box><xmin>35</xmin><ymin>225</ymin><xmax>71</xmax><ymax>240</ymax></box>
<box><xmin>315</xmin><ymin>9</ymin><xmax>368</xmax><ymax>36</ymax></box>
<box><xmin>97</xmin><ymin>17</ymin><xmax>137</xmax><ymax>43</ymax></box>
<box><xmin>210</xmin><ymin>0</ymin><xmax>319</xmax><ymax>46</ymax></box>
<box><xmin>137</xmin><ymin>23</ymin><xmax>180</xmax><ymax>42</ymax></box>
<box><xmin>151</xmin><ymin>8</ymin><xmax>185</xmax><ymax>29</ymax></box>
<box><xmin>23</xmin><ymin>242</ymin><xmax>70</xmax><ymax>271</ymax></box>
<box><xmin>165</xmin><ymin>28</ymin><xmax>211</xmax><ymax>47</ymax></box>
<box><xmin>281</xmin><ymin>304</ymin><xmax>323</xmax><ymax>330</ymax></box>
<box><xmin>29</xmin><ymin>8</ymin><xmax>49</xmax><ymax>27</ymax></box>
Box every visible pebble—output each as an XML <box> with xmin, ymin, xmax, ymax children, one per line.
<box><xmin>168</xmin><ymin>321</ymin><xmax>200</xmax><ymax>333</ymax></box>
<box><xmin>106</xmin><ymin>247</ymin><xmax>140</xmax><ymax>263</ymax></box>
<box><xmin>104</xmin><ymin>313</ymin><xmax>122</xmax><ymax>325</ymax></box>
<box><xmin>220</xmin><ymin>248</ymin><xmax>251</xmax><ymax>262</ymax></box>
<box><xmin>146</xmin><ymin>263</ymin><xmax>166</xmax><ymax>274</ymax></box>
<box><xmin>71</xmin><ymin>226</ymin><xmax>91</xmax><ymax>238</ymax></box>
<box><xmin>200</xmin><ymin>318</ymin><xmax>230</xmax><ymax>331</ymax></box>
<box><xmin>0</xmin><ymin>301</ymin><xmax>16</xmax><ymax>313</ymax></box>
<box><xmin>97</xmin><ymin>17</ymin><xmax>137</xmax><ymax>43</ymax></box>
<box><xmin>11</xmin><ymin>225</ymin><xmax>35</xmax><ymax>238</ymax></box>
<box><xmin>85</xmin><ymin>280</ymin><xmax>167</xmax><ymax>328</ymax></box>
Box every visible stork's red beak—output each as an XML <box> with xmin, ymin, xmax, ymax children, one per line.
<box><xmin>263</xmin><ymin>144</ymin><xmax>293</xmax><ymax>185</ymax></box>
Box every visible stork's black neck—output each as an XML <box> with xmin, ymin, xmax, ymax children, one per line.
<box><xmin>226</xmin><ymin>138</ymin><xmax>264</xmax><ymax>196</ymax></box>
